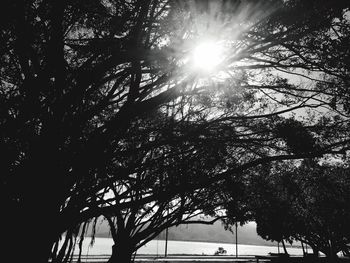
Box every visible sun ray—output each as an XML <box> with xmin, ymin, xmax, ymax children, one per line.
<box><xmin>191</xmin><ymin>41</ymin><xmax>224</xmax><ymax>72</ymax></box>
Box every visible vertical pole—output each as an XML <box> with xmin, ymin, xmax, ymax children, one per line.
<box><xmin>165</xmin><ymin>227</ymin><xmax>169</xmax><ymax>257</ymax></box>
<box><xmin>235</xmin><ymin>222</ymin><xmax>238</xmax><ymax>258</ymax></box>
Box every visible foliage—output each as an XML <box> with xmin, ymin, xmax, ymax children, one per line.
<box><xmin>1</xmin><ymin>1</ymin><xmax>350</xmax><ymax>263</ymax></box>
<box><xmin>242</xmin><ymin>160</ymin><xmax>350</xmax><ymax>258</ymax></box>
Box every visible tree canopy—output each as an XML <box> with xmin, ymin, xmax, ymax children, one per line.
<box><xmin>1</xmin><ymin>1</ymin><xmax>350</xmax><ymax>263</ymax></box>
<box><xmin>240</xmin><ymin>160</ymin><xmax>350</xmax><ymax>259</ymax></box>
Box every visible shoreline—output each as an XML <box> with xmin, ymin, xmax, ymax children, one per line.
<box><xmin>154</xmin><ymin>238</ymin><xmax>302</xmax><ymax>249</ymax></box>
<box><xmin>90</xmin><ymin>236</ymin><xmax>301</xmax><ymax>248</ymax></box>
<box><xmin>154</xmin><ymin>238</ymin><xmax>277</xmax><ymax>247</ymax></box>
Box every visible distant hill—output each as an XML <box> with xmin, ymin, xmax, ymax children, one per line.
<box><xmin>88</xmin><ymin>219</ymin><xmax>277</xmax><ymax>247</ymax></box>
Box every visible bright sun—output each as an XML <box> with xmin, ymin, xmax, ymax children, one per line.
<box><xmin>192</xmin><ymin>41</ymin><xmax>223</xmax><ymax>72</ymax></box>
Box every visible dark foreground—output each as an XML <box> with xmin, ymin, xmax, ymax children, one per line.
<box><xmin>70</xmin><ymin>255</ymin><xmax>350</xmax><ymax>263</ymax></box>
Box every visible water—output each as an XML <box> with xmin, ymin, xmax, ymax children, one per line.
<box><xmin>74</xmin><ymin>237</ymin><xmax>304</xmax><ymax>256</ymax></box>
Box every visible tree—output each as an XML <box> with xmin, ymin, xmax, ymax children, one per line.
<box><xmin>241</xmin><ymin>160</ymin><xmax>350</xmax><ymax>260</ymax></box>
<box><xmin>292</xmin><ymin>161</ymin><xmax>350</xmax><ymax>260</ymax></box>
<box><xmin>72</xmin><ymin>109</ymin><xmax>231</xmax><ymax>263</ymax></box>
<box><xmin>246</xmin><ymin>162</ymin><xmax>302</xmax><ymax>255</ymax></box>
<box><xmin>1</xmin><ymin>1</ymin><xmax>350</xmax><ymax>263</ymax></box>
<box><xmin>51</xmin><ymin>104</ymin><xmax>255</xmax><ymax>263</ymax></box>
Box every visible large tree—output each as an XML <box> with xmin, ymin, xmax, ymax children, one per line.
<box><xmin>239</xmin><ymin>160</ymin><xmax>350</xmax><ymax>260</ymax></box>
<box><xmin>1</xmin><ymin>1</ymin><xmax>350</xmax><ymax>263</ymax></box>
<box><xmin>53</xmin><ymin>107</ymin><xmax>235</xmax><ymax>263</ymax></box>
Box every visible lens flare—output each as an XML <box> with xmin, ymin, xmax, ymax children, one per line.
<box><xmin>192</xmin><ymin>41</ymin><xmax>223</xmax><ymax>72</ymax></box>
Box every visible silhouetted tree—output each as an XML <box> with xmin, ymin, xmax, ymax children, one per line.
<box><xmin>79</xmin><ymin>109</ymin><xmax>232</xmax><ymax>262</ymax></box>
<box><xmin>242</xmin><ymin>160</ymin><xmax>350</xmax><ymax>260</ymax></box>
<box><xmin>1</xmin><ymin>1</ymin><xmax>350</xmax><ymax>263</ymax></box>
<box><xmin>248</xmin><ymin>162</ymin><xmax>300</xmax><ymax>255</ymax></box>
<box><xmin>71</xmin><ymin>107</ymin><xmax>253</xmax><ymax>263</ymax></box>
<box><xmin>292</xmin><ymin>161</ymin><xmax>350</xmax><ymax>260</ymax></box>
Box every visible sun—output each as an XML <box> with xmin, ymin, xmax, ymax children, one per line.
<box><xmin>192</xmin><ymin>41</ymin><xmax>224</xmax><ymax>72</ymax></box>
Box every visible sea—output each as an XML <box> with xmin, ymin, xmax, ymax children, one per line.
<box><xmin>74</xmin><ymin>237</ymin><xmax>305</xmax><ymax>256</ymax></box>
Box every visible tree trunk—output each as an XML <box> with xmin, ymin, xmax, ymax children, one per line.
<box><xmin>309</xmin><ymin>244</ymin><xmax>319</xmax><ymax>256</ymax></box>
<box><xmin>281</xmin><ymin>239</ymin><xmax>289</xmax><ymax>255</ymax></box>
<box><xmin>325</xmin><ymin>252</ymin><xmax>339</xmax><ymax>263</ymax></box>
<box><xmin>2</xmin><ymin>159</ymin><xmax>64</xmax><ymax>263</ymax></box>
<box><xmin>108</xmin><ymin>243</ymin><xmax>134</xmax><ymax>263</ymax></box>
<box><xmin>301</xmin><ymin>241</ymin><xmax>306</xmax><ymax>255</ymax></box>
<box><xmin>325</xmin><ymin>242</ymin><xmax>339</xmax><ymax>263</ymax></box>
<box><xmin>3</xmin><ymin>213</ymin><xmax>57</xmax><ymax>263</ymax></box>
